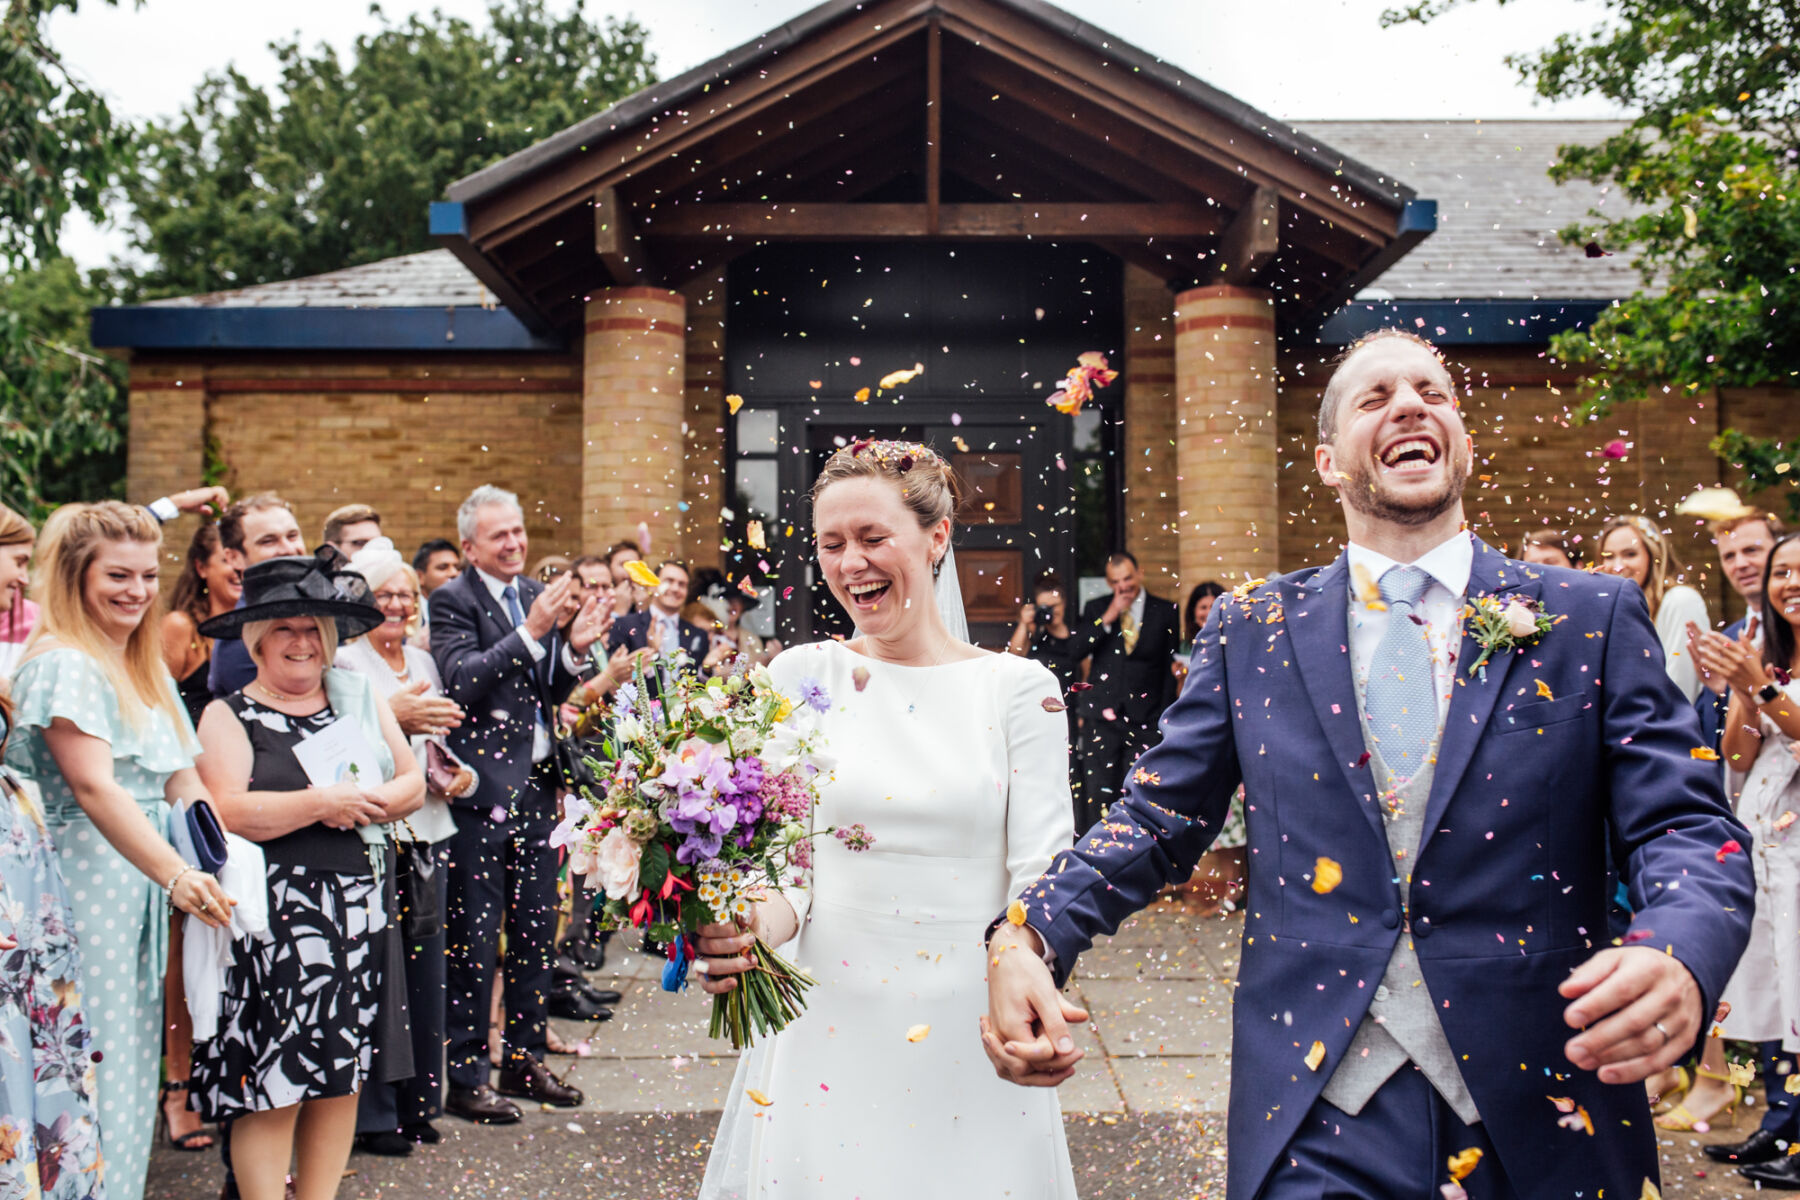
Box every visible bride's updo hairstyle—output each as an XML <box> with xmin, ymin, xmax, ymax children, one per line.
<box><xmin>810</xmin><ymin>439</ymin><xmax>963</xmax><ymax>577</ymax></box>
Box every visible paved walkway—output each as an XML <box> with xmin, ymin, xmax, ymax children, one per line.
<box><xmin>147</xmin><ymin>898</ymin><xmax>1766</xmax><ymax>1198</ymax></box>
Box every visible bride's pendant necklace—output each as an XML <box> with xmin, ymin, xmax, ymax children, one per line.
<box><xmin>870</xmin><ymin>635</ymin><xmax>952</xmax><ymax>714</ymax></box>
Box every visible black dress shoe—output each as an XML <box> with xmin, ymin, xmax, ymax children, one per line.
<box><xmin>549</xmin><ymin>984</ymin><xmax>614</xmax><ymax>1021</ymax></box>
<box><xmin>1706</xmin><ymin>1127</ymin><xmax>1791</xmax><ymax>1164</ymax></box>
<box><xmin>400</xmin><ymin>1121</ymin><xmax>440</xmax><ymax>1145</ymax></box>
<box><xmin>574</xmin><ymin>938</ymin><xmax>607</xmax><ymax>970</ymax></box>
<box><xmin>564</xmin><ymin>976</ymin><xmax>622</xmax><ymax>1007</ymax></box>
<box><xmin>354</xmin><ymin>1131</ymin><xmax>414</xmax><ymax>1157</ymax></box>
<box><xmin>1741</xmin><ymin>1153</ymin><xmax>1800</xmax><ymax>1189</ymax></box>
<box><xmin>444</xmin><ymin>1085</ymin><xmax>522</xmax><ymax>1125</ymax></box>
<box><xmin>496</xmin><ymin>1055</ymin><xmax>584</xmax><ymax>1108</ymax></box>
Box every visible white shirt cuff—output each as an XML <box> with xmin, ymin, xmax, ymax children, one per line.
<box><xmin>146</xmin><ymin>497</ymin><xmax>180</xmax><ymax>523</ymax></box>
<box><xmin>518</xmin><ymin>629</ymin><xmax>547</xmax><ymax>662</ymax></box>
<box><xmin>560</xmin><ymin>642</ymin><xmax>584</xmax><ymax>675</ymax></box>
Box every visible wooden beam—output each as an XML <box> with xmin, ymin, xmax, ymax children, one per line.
<box><xmin>1214</xmin><ymin>185</ymin><xmax>1279</xmax><ymax>284</ymax></box>
<box><xmin>643</xmin><ymin>202</ymin><xmax>1221</xmax><ymax>240</ymax></box>
<box><xmin>926</xmin><ymin>16</ymin><xmax>942</xmax><ymax>235</ymax></box>
<box><xmin>594</xmin><ymin>185</ymin><xmax>662</xmax><ymax>286</ymax></box>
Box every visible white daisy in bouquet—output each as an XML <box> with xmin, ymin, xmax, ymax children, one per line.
<box><xmin>552</xmin><ymin>658</ymin><xmax>856</xmax><ymax>1048</ymax></box>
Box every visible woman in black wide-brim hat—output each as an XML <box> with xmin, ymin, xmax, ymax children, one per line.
<box><xmin>190</xmin><ymin>553</ymin><xmax>424</xmax><ymax>1200</ymax></box>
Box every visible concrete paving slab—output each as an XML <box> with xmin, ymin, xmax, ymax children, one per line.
<box><xmin>566</xmin><ymin>1053</ymin><xmax>741</xmax><ymax>1113</ymax></box>
<box><xmin>1109</xmin><ymin>1054</ymin><xmax>1232</xmax><ymax>1114</ymax></box>
<box><xmin>1079</xmin><ymin>975</ymin><xmax>1234</xmax><ymax>1057</ymax></box>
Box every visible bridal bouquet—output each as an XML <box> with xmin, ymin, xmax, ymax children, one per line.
<box><xmin>552</xmin><ymin>657</ymin><xmax>842</xmax><ymax>1048</ymax></box>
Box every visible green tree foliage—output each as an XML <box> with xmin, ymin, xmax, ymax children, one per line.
<box><xmin>0</xmin><ymin>259</ymin><xmax>126</xmax><ymax>516</ymax></box>
<box><xmin>124</xmin><ymin>0</ymin><xmax>657</xmax><ymax>297</ymax></box>
<box><xmin>1386</xmin><ymin>0</ymin><xmax>1800</xmax><ymax>515</ymax></box>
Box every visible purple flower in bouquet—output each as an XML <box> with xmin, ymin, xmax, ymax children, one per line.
<box><xmin>549</xmin><ymin>795</ymin><xmax>595</xmax><ymax>851</ymax></box>
<box><xmin>661</xmin><ymin>740</ymin><xmax>742</xmax><ymax>864</ymax></box>
<box><xmin>834</xmin><ymin>823</ymin><xmax>876</xmax><ymax>852</ymax></box>
<box><xmin>759</xmin><ymin>771</ymin><xmax>814</xmax><ymax>822</ymax></box>
<box><xmin>614</xmin><ymin>682</ymin><xmax>639</xmax><ymax>715</ymax></box>
<box><xmin>797</xmin><ymin>677</ymin><xmax>831</xmax><ymax>713</ymax></box>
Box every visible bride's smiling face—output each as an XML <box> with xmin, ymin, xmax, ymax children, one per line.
<box><xmin>815</xmin><ymin>476</ymin><xmax>948</xmax><ymax>639</ymax></box>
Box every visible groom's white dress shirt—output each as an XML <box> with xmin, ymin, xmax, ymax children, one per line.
<box><xmin>1345</xmin><ymin>529</ymin><xmax>1472</xmax><ymax>723</ymax></box>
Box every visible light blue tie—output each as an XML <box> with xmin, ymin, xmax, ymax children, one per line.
<box><xmin>1364</xmin><ymin>566</ymin><xmax>1437</xmax><ymax>779</ymax></box>
<box><xmin>503</xmin><ymin>584</ymin><xmax>551</xmax><ymax>735</ymax></box>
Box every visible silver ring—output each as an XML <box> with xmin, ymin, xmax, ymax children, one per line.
<box><xmin>1654</xmin><ymin>1020</ymin><xmax>1672</xmax><ymax>1041</ymax></box>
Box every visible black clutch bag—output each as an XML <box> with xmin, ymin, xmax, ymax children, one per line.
<box><xmin>173</xmin><ymin>799</ymin><xmax>228</xmax><ymax>875</ymax></box>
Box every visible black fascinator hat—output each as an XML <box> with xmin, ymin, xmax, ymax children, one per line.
<box><xmin>198</xmin><ymin>550</ymin><xmax>385</xmax><ymax>641</ymax></box>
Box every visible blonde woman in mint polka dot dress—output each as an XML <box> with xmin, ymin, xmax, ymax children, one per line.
<box><xmin>5</xmin><ymin>503</ymin><xmax>235</xmax><ymax>1200</ymax></box>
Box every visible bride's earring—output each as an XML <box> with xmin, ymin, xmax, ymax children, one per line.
<box><xmin>930</xmin><ymin>554</ymin><xmax>943</xmax><ymax>581</ymax></box>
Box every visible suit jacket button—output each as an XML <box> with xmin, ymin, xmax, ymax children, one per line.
<box><xmin>1380</xmin><ymin>908</ymin><xmax>1399</xmax><ymax>929</ymax></box>
<box><xmin>1374</xmin><ymin>985</ymin><xmax>1390</xmax><ymax>1002</ymax></box>
<box><xmin>1414</xmin><ymin>915</ymin><xmax>1433</xmax><ymax>937</ymax></box>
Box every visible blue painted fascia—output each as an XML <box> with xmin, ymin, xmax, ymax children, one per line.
<box><xmin>89</xmin><ymin>304</ymin><xmax>567</xmax><ymax>353</ymax></box>
<box><xmin>1316</xmin><ymin>298</ymin><xmax>1611</xmax><ymax>345</ymax></box>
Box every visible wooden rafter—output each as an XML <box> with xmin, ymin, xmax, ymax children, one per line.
<box><xmin>926</xmin><ymin>16</ymin><xmax>943</xmax><ymax>234</ymax></box>
<box><xmin>1214</xmin><ymin>185</ymin><xmax>1279</xmax><ymax>285</ymax></box>
<box><xmin>594</xmin><ymin>185</ymin><xmax>661</xmax><ymax>286</ymax></box>
<box><xmin>644</xmin><ymin>202</ymin><xmax>1221</xmax><ymax>240</ymax></box>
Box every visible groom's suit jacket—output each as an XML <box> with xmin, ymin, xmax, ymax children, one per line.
<box><xmin>1019</xmin><ymin>538</ymin><xmax>1753</xmax><ymax>1200</ymax></box>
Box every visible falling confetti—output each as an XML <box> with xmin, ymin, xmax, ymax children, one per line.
<box><xmin>623</xmin><ymin>560</ymin><xmax>661</xmax><ymax>588</ymax></box>
<box><xmin>1690</xmin><ymin>746</ymin><xmax>1720</xmax><ymax>760</ymax></box>
<box><xmin>1311</xmin><ymin>857</ymin><xmax>1342</xmax><ymax>894</ymax></box>
<box><xmin>878</xmin><ymin>363</ymin><xmax>924</xmax><ymax>390</ymax></box>
<box><xmin>746</xmin><ymin>520</ymin><xmax>767</xmax><ymax>551</ymax></box>
<box><xmin>1041</xmin><ymin>696</ymin><xmax>1068</xmax><ymax>713</ymax></box>
<box><xmin>1447</xmin><ymin>1148</ymin><xmax>1483</xmax><ymax>1182</ymax></box>
<box><xmin>1680</xmin><ymin>204</ymin><xmax>1698</xmax><ymax>238</ymax></box>
<box><xmin>746</xmin><ymin>1089</ymin><xmax>773</xmax><ymax>1106</ymax></box>
<box><xmin>1046</xmin><ymin>351</ymin><xmax>1118</xmax><ymax>415</ymax></box>
<box><xmin>852</xmin><ymin>666</ymin><xmax>871</xmax><ymax>692</ymax></box>
<box><xmin>905</xmin><ymin>1024</ymin><xmax>931</xmax><ymax>1043</ymax></box>
<box><xmin>1304</xmin><ymin>1040</ymin><xmax>1325</xmax><ymax>1071</ymax></box>
<box><xmin>726</xmin><ymin>393</ymin><xmax>745</xmax><ymax>415</ymax></box>
<box><xmin>853</xmin><ymin>387</ymin><xmax>871</xmax><ymax>404</ymax></box>
<box><xmin>1535</xmin><ymin>680</ymin><xmax>1555</xmax><ymax>699</ymax></box>
<box><xmin>1006</xmin><ymin>899</ymin><xmax>1028</xmax><ymax>927</ymax></box>
<box><xmin>1716</xmin><ymin>839</ymin><xmax>1743</xmax><ymax>862</ymax></box>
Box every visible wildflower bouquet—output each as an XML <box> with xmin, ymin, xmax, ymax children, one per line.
<box><xmin>553</xmin><ymin>657</ymin><xmax>845</xmax><ymax>1049</ymax></box>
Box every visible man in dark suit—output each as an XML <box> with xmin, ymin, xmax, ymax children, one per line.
<box><xmin>607</xmin><ymin>559</ymin><xmax>712</xmax><ymax>670</ymax></box>
<box><xmin>986</xmin><ymin>331</ymin><xmax>1754</xmax><ymax>1199</ymax></box>
<box><xmin>432</xmin><ymin>485</ymin><xmax>610</xmax><ymax>1124</ymax></box>
<box><xmin>1067</xmin><ymin>552</ymin><xmax>1179</xmax><ymax>829</ymax></box>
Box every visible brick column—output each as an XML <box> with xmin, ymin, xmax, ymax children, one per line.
<box><xmin>1174</xmin><ymin>285</ymin><xmax>1278</xmax><ymax>589</ymax></box>
<box><xmin>126</xmin><ymin>360</ymin><xmax>209</xmax><ymax>570</ymax></box>
<box><xmin>582</xmin><ymin>287</ymin><xmax>687</xmax><ymax>556</ymax></box>
<box><xmin>1121</xmin><ymin>266</ymin><xmax>1179</xmax><ymax>600</ymax></box>
<box><xmin>681</xmin><ymin>273</ymin><xmax>727</xmax><ymax>566</ymax></box>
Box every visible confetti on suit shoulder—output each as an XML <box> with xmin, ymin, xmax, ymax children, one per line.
<box><xmin>624</xmin><ymin>560</ymin><xmax>661</xmax><ymax>588</ymax></box>
<box><xmin>1716</xmin><ymin>839</ymin><xmax>1743</xmax><ymax>862</ymax></box>
<box><xmin>853</xmin><ymin>667</ymin><xmax>871</xmax><ymax>692</ymax></box>
<box><xmin>1042</xmin><ymin>696</ymin><xmax>1068</xmax><ymax>713</ymax></box>
<box><xmin>1304</xmin><ymin>1040</ymin><xmax>1325</xmax><ymax>1071</ymax></box>
<box><xmin>727</xmin><ymin>393</ymin><xmax>745</xmax><ymax>415</ymax></box>
<box><xmin>1006</xmin><ymin>899</ymin><xmax>1028</xmax><ymax>927</ymax></box>
<box><xmin>1133</xmin><ymin>767</ymin><xmax>1161</xmax><ymax>786</ymax></box>
<box><xmin>1536</xmin><ymin>680</ymin><xmax>1554</xmax><ymax>699</ymax></box>
<box><xmin>1690</xmin><ymin>745</ymin><xmax>1720</xmax><ymax>760</ymax></box>
<box><xmin>1311</xmin><ymin>857</ymin><xmax>1342</xmax><ymax>895</ymax></box>
<box><xmin>905</xmin><ymin>1024</ymin><xmax>931</xmax><ymax>1043</ymax></box>
<box><xmin>746</xmin><ymin>1089</ymin><xmax>773</xmax><ymax>1106</ymax></box>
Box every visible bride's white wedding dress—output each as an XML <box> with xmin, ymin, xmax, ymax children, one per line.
<box><xmin>700</xmin><ymin>639</ymin><xmax>1079</xmax><ymax>1198</ymax></box>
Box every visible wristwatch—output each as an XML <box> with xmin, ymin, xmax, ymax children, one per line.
<box><xmin>1757</xmin><ymin>681</ymin><xmax>1784</xmax><ymax>705</ymax></box>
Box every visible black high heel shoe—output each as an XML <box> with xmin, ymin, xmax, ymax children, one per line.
<box><xmin>159</xmin><ymin>1080</ymin><xmax>215</xmax><ymax>1151</ymax></box>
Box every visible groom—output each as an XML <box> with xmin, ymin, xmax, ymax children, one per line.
<box><xmin>984</xmin><ymin>331</ymin><xmax>1755</xmax><ymax>1199</ymax></box>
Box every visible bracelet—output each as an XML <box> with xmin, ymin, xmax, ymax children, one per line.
<box><xmin>164</xmin><ymin>864</ymin><xmax>195</xmax><ymax>896</ymax></box>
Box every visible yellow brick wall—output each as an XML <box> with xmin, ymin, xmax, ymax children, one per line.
<box><xmin>1121</xmin><ymin>266</ymin><xmax>1180</xmax><ymax>600</ymax></box>
<box><xmin>582</xmin><ymin>288</ymin><xmax>687</xmax><ymax>558</ymax></box>
<box><xmin>125</xmin><ymin>360</ymin><xmax>210</xmax><ymax>566</ymax></box>
<box><xmin>682</xmin><ymin>273</ymin><xmax>728</xmax><ymax>566</ymax></box>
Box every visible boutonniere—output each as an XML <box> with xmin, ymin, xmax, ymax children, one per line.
<box><xmin>1464</xmin><ymin>593</ymin><xmax>1554</xmax><ymax>677</ymax></box>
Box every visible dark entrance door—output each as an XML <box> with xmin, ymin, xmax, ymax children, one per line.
<box><xmin>800</xmin><ymin>414</ymin><xmax>1070</xmax><ymax>649</ymax></box>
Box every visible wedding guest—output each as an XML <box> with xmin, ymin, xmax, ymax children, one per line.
<box><xmin>1702</xmin><ymin>531</ymin><xmax>1800</xmax><ymax>1186</ymax></box>
<box><xmin>1177</xmin><ymin>581</ymin><xmax>1243</xmax><ymax>916</ymax></box>
<box><xmin>192</xmin><ymin>555</ymin><xmax>420</xmax><ymax>1200</ymax></box>
<box><xmin>5</xmin><ymin>501</ymin><xmax>235</xmax><ymax>1200</ymax></box>
<box><xmin>606</xmin><ymin>540</ymin><xmax>645</xmax><ymax>616</ymax></box>
<box><xmin>987</xmin><ymin>331</ymin><xmax>1753</xmax><ymax>1200</ymax></box>
<box><xmin>337</xmin><ymin>538</ymin><xmax>464</xmax><ymax>1155</ymax></box>
<box><xmin>157</xmin><ymin>521</ymin><xmax>244</xmax><ymax>1154</ymax></box>
<box><xmin>210</xmin><ymin>495</ymin><xmax>307</xmax><ymax>698</ymax></box>
<box><xmin>320</xmin><ymin>505</ymin><xmax>382</xmax><ymax>559</ymax></box>
<box><xmin>0</xmin><ymin>506</ymin><xmax>108</xmax><ymax>1200</ymax></box>
<box><xmin>432</xmin><ymin>486</ymin><xmax>602</xmax><ymax>1123</ymax></box>
<box><xmin>1067</xmin><ymin>552</ymin><xmax>1179</xmax><ymax>828</ymax></box>
<box><xmin>0</xmin><ymin>504</ymin><xmax>36</xmax><ymax>681</ymax></box>
<box><xmin>411</xmin><ymin>539</ymin><xmax>462</xmax><ymax>647</ymax></box>
<box><xmin>1598</xmin><ymin>514</ymin><xmax>1711</xmax><ymax>701</ymax></box>
<box><xmin>710</xmin><ymin>586</ymin><xmax>772</xmax><ymax>673</ymax></box>
<box><xmin>1520</xmin><ymin>528</ymin><xmax>1580</xmax><ymax>570</ymax></box>
<box><xmin>608</xmin><ymin>561</ymin><xmax>710</xmax><ymax>673</ymax></box>
<box><xmin>1689</xmin><ymin>509</ymin><xmax>1784</xmax><ymax>749</ymax></box>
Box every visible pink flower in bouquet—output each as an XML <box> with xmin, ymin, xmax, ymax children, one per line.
<box><xmin>595</xmin><ymin>827</ymin><xmax>643</xmax><ymax>901</ymax></box>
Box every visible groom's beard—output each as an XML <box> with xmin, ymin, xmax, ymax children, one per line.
<box><xmin>1337</xmin><ymin>447</ymin><xmax>1469</xmax><ymax>528</ymax></box>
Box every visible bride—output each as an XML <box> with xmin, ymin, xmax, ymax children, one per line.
<box><xmin>696</xmin><ymin>439</ymin><xmax>1081</xmax><ymax>1198</ymax></box>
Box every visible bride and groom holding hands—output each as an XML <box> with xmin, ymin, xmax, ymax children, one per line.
<box><xmin>693</xmin><ymin>331</ymin><xmax>1755</xmax><ymax>1199</ymax></box>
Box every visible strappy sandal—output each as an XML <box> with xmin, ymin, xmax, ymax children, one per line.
<box><xmin>1656</xmin><ymin>1067</ymin><xmax>1741</xmax><ymax>1131</ymax></box>
<box><xmin>1648</xmin><ymin>1064</ymin><xmax>1690</xmax><ymax>1115</ymax></box>
<box><xmin>160</xmin><ymin>1080</ymin><xmax>215</xmax><ymax>1151</ymax></box>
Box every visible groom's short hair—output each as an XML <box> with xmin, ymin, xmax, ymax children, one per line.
<box><xmin>1317</xmin><ymin>328</ymin><xmax>1448</xmax><ymax>445</ymax></box>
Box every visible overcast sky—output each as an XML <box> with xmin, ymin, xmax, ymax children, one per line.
<box><xmin>50</xmin><ymin>0</ymin><xmax>1627</xmax><ymax>268</ymax></box>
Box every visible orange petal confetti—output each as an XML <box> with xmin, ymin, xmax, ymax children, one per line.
<box><xmin>1777</xmin><ymin>811</ymin><xmax>1797</xmax><ymax>833</ymax></box>
<box><xmin>1691</xmin><ymin>746</ymin><xmax>1720</xmax><ymax>760</ymax></box>
<box><xmin>1784</xmin><ymin>1073</ymin><xmax>1800</xmax><ymax>1095</ymax></box>
<box><xmin>853</xmin><ymin>387</ymin><xmax>871</xmax><ymax>404</ymax></box>
<box><xmin>852</xmin><ymin>666</ymin><xmax>871</xmax><ymax>692</ymax></box>
<box><xmin>808</xmin><ymin>379</ymin><xmax>823</xmax><ymax>390</ymax></box>
<box><xmin>1304</xmin><ymin>1040</ymin><xmax>1326</xmax><ymax>1071</ymax></box>
<box><xmin>1641</xmin><ymin>1182</ymin><xmax>1662</xmax><ymax>1200</ymax></box>
<box><xmin>878</xmin><ymin>363</ymin><xmax>923</xmax><ymax>390</ymax></box>
<box><xmin>726</xmin><ymin>393</ymin><xmax>745</xmax><ymax>415</ymax></box>
<box><xmin>1548</xmin><ymin>1095</ymin><xmax>1575</xmax><ymax>1113</ymax></box>
<box><xmin>1536</xmin><ymin>680</ymin><xmax>1554</xmax><ymax>700</ymax></box>
<box><xmin>624</xmin><ymin>560</ymin><xmax>661</xmax><ymax>588</ymax></box>
<box><xmin>746</xmin><ymin>1088</ymin><xmax>773</xmax><ymax>1106</ymax></box>
<box><xmin>746</xmin><ymin>520</ymin><xmax>767</xmax><ymax>551</ymax></box>
<box><xmin>1447</xmin><ymin>1148</ymin><xmax>1482</xmax><ymax>1182</ymax></box>
<box><xmin>1041</xmin><ymin>696</ymin><xmax>1068</xmax><ymax>713</ymax></box>
<box><xmin>1311</xmin><ymin>857</ymin><xmax>1343</xmax><ymax>895</ymax></box>
<box><xmin>1006</xmin><ymin>899</ymin><xmax>1028</xmax><ymax>927</ymax></box>
<box><xmin>905</xmin><ymin>1024</ymin><xmax>931</xmax><ymax>1043</ymax></box>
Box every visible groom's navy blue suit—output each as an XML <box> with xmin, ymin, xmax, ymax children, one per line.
<box><xmin>1020</xmin><ymin>539</ymin><xmax>1754</xmax><ymax>1198</ymax></box>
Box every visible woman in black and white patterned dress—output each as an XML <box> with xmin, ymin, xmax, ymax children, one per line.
<box><xmin>191</xmin><ymin>555</ymin><xmax>422</xmax><ymax>1200</ymax></box>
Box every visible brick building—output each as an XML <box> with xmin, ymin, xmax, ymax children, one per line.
<box><xmin>93</xmin><ymin>0</ymin><xmax>1793</xmax><ymax>645</ymax></box>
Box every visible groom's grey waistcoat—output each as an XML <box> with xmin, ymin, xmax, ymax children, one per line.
<box><xmin>1318</xmin><ymin>707</ymin><xmax>1481</xmax><ymax>1122</ymax></box>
